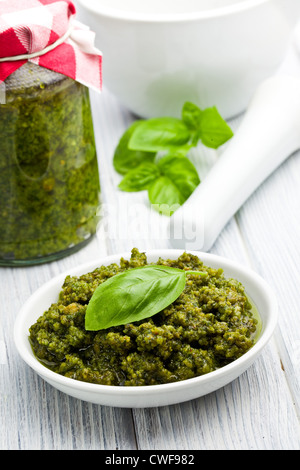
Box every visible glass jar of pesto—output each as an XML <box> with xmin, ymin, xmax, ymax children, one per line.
<box><xmin>0</xmin><ymin>63</ymin><xmax>100</xmax><ymax>266</ymax></box>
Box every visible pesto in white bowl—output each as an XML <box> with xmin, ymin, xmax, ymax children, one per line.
<box><xmin>14</xmin><ymin>249</ymin><xmax>277</xmax><ymax>408</ymax></box>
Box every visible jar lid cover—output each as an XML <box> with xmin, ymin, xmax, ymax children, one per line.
<box><xmin>0</xmin><ymin>0</ymin><xmax>102</xmax><ymax>92</ymax></box>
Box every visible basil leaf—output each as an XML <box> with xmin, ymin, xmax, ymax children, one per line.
<box><xmin>198</xmin><ymin>106</ymin><xmax>233</xmax><ymax>149</ymax></box>
<box><xmin>85</xmin><ymin>265</ymin><xmax>188</xmax><ymax>331</ymax></box>
<box><xmin>182</xmin><ymin>101</ymin><xmax>202</xmax><ymax>131</ymax></box>
<box><xmin>158</xmin><ymin>155</ymin><xmax>200</xmax><ymax>200</ymax></box>
<box><xmin>148</xmin><ymin>176</ymin><xmax>184</xmax><ymax>215</ymax></box>
<box><xmin>118</xmin><ymin>162</ymin><xmax>160</xmax><ymax>192</ymax></box>
<box><xmin>148</xmin><ymin>155</ymin><xmax>200</xmax><ymax>215</ymax></box>
<box><xmin>128</xmin><ymin>117</ymin><xmax>191</xmax><ymax>152</ymax></box>
<box><xmin>113</xmin><ymin>121</ymin><xmax>156</xmax><ymax>175</ymax></box>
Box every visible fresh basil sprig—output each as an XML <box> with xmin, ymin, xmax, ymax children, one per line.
<box><xmin>85</xmin><ymin>265</ymin><xmax>206</xmax><ymax>331</ymax></box>
<box><xmin>118</xmin><ymin>154</ymin><xmax>200</xmax><ymax>214</ymax></box>
<box><xmin>113</xmin><ymin>101</ymin><xmax>233</xmax><ymax>214</ymax></box>
<box><xmin>127</xmin><ymin>102</ymin><xmax>233</xmax><ymax>154</ymax></box>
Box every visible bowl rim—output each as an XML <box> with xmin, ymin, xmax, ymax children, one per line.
<box><xmin>14</xmin><ymin>249</ymin><xmax>278</xmax><ymax>398</ymax></box>
<box><xmin>75</xmin><ymin>0</ymin><xmax>272</xmax><ymax>23</ymax></box>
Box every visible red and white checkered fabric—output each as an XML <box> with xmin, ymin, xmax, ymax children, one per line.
<box><xmin>0</xmin><ymin>0</ymin><xmax>102</xmax><ymax>91</ymax></box>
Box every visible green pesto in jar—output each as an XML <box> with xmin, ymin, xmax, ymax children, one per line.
<box><xmin>0</xmin><ymin>63</ymin><xmax>100</xmax><ymax>265</ymax></box>
<box><xmin>29</xmin><ymin>249</ymin><xmax>260</xmax><ymax>386</ymax></box>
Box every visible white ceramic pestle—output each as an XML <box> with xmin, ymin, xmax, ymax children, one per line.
<box><xmin>169</xmin><ymin>74</ymin><xmax>300</xmax><ymax>251</ymax></box>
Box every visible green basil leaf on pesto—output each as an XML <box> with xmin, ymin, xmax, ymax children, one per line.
<box><xmin>85</xmin><ymin>265</ymin><xmax>206</xmax><ymax>331</ymax></box>
<box><xmin>85</xmin><ymin>265</ymin><xmax>187</xmax><ymax>331</ymax></box>
<box><xmin>118</xmin><ymin>162</ymin><xmax>160</xmax><ymax>192</ymax></box>
<box><xmin>113</xmin><ymin>121</ymin><xmax>156</xmax><ymax>175</ymax></box>
<box><xmin>198</xmin><ymin>106</ymin><xmax>234</xmax><ymax>149</ymax></box>
<box><xmin>128</xmin><ymin>117</ymin><xmax>191</xmax><ymax>152</ymax></box>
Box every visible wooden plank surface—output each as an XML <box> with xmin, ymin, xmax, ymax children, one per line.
<box><xmin>1</xmin><ymin>61</ymin><xmax>300</xmax><ymax>450</ymax></box>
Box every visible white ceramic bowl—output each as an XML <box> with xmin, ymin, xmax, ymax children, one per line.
<box><xmin>14</xmin><ymin>250</ymin><xmax>277</xmax><ymax>408</ymax></box>
<box><xmin>75</xmin><ymin>0</ymin><xmax>300</xmax><ymax>119</ymax></box>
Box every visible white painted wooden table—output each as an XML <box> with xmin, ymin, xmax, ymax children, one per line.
<box><xmin>1</xmin><ymin>45</ymin><xmax>300</xmax><ymax>452</ymax></box>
